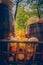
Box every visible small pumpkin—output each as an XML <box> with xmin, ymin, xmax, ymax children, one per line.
<box><xmin>37</xmin><ymin>19</ymin><xmax>43</xmax><ymax>23</ymax></box>
<box><xmin>19</xmin><ymin>43</ymin><xmax>25</xmax><ymax>52</ymax></box>
<box><xmin>9</xmin><ymin>56</ymin><xmax>14</xmax><ymax>62</ymax></box>
<box><xmin>26</xmin><ymin>53</ymin><xmax>32</xmax><ymax>60</ymax></box>
<box><xmin>11</xmin><ymin>43</ymin><xmax>17</xmax><ymax>52</ymax></box>
<box><xmin>17</xmin><ymin>54</ymin><xmax>24</xmax><ymax>60</ymax></box>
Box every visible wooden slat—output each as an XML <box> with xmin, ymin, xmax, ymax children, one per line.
<box><xmin>0</xmin><ymin>39</ymin><xmax>43</xmax><ymax>44</ymax></box>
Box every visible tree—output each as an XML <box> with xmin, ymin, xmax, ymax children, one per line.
<box><xmin>16</xmin><ymin>6</ymin><xmax>29</xmax><ymax>31</ymax></box>
<box><xmin>15</xmin><ymin>0</ymin><xmax>43</xmax><ymax>31</ymax></box>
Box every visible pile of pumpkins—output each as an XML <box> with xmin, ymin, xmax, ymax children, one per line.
<box><xmin>9</xmin><ymin>37</ymin><xmax>39</xmax><ymax>61</ymax></box>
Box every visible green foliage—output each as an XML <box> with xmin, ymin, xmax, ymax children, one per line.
<box><xmin>15</xmin><ymin>0</ymin><xmax>40</xmax><ymax>31</ymax></box>
<box><xmin>16</xmin><ymin>6</ymin><xmax>29</xmax><ymax>31</ymax></box>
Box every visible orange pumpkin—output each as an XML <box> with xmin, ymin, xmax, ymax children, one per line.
<box><xmin>11</xmin><ymin>44</ymin><xmax>17</xmax><ymax>52</ymax></box>
<box><xmin>17</xmin><ymin>54</ymin><xmax>24</xmax><ymax>60</ymax></box>
<box><xmin>9</xmin><ymin>56</ymin><xmax>14</xmax><ymax>62</ymax></box>
<box><xmin>11</xmin><ymin>46</ymin><xmax>16</xmax><ymax>52</ymax></box>
<box><xmin>19</xmin><ymin>43</ymin><xmax>25</xmax><ymax>52</ymax></box>
<box><xmin>37</xmin><ymin>19</ymin><xmax>43</xmax><ymax>23</ymax></box>
<box><xmin>26</xmin><ymin>53</ymin><xmax>32</xmax><ymax>60</ymax></box>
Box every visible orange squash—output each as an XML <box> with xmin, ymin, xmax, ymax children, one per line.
<box><xmin>19</xmin><ymin>43</ymin><xmax>25</xmax><ymax>52</ymax></box>
<box><xmin>9</xmin><ymin>56</ymin><xmax>14</xmax><ymax>62</ymax></box>
<box><xmin>17</xmin><ymin>54</ymin><xmax>24</xmax><ymax>60</ymax></box>
<box><xmin>26</xmin><ymin>53</ymin><xmax>32</xmax><ymax>60</ymax></box>
<box><xmin>11</xmin><ymin>43</ymin><xmax>17</xmax><ymax>52</ymax></box>
<box><xmin>37</xmin><ymin>19</ymin><xmax>43</xmax><ymax>23</ymax></box>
